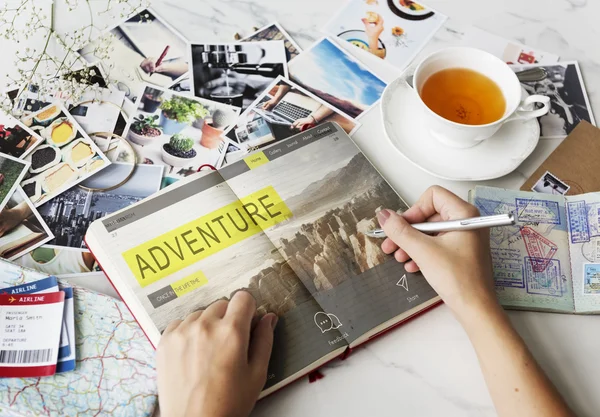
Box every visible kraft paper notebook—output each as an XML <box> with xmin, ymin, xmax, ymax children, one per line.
<box><xmin>85</xmin><ymin>122</ymin><xmax>441</xmax><ymax>397</ymax></box>
<box><xmin>470</xmin><ymin>186</ymin><xmax>600</xmax><ymax>314</ymax></box>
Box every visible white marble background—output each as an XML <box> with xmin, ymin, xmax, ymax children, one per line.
<box><xmin>42</xmin><ymin>0</ymin><xmax>600</xmax><ymax>416</ymax></box>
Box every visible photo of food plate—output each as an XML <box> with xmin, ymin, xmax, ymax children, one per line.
<box><xmin>388</xmin><ymin>0</ymin><xmax>435</xmax><ymax>20</ymax></box>
<box><xmin>63</xmin><ymin>139</ymin><xmax>95</xmax><ymax>168</ymax></box>
<box><xmin>28</xmin><ymin>145</ymin><xmax>61</xmax><ymax>174</ymax></box>
<box><xmin>19</xmin><ymin>103</ymin><xmax>110</xmax><ymax>207</ymax></box>
<box><xmin>44</xmin><ymin>117</ymin><xmax>77</xmax><ymax>147</ymax></box>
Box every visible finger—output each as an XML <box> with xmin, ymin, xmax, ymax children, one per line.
<box><xmin>226</xmin><ymin>291</ymin><xmax>257</xmax><ymax>336</ymax></box>
<box><xmin>394</xmin><ymin>248</ymin><xmax>410</xmax><ymax>263</ymax></box>
<box><xmin>180</xmin><ymin>309</ymin><xmax>203</xmax><ymax>328</ymax></box>
<box><xmin>163</xmin><ymin>319</ymin><xmax>182</xmax><ymax>335</ymax></box>
<box><xmin>249</xmin><ymin>313</ymin><xmax>277</xmax><ymax>377</ymax></box>
<box><xmin>381</xmin><ymin>237</ymin><xmax>398</xmax><ymax>254</ymax></box>
<box><xmin>403</xmin><ymin>186</ymin><xmax>479</xmax><ymax>223</ymax></box>
<box><xmin>204</xmin><ymin>299</ymin><xmax>229</xmax><ymax>319</ymax></box>
<box><xmin>404</xmin><ymin>260</ymin><xmax>420</xmax><ymax>273</ymax></box>
<box><xmin>377</xmin><ymin>209</ymin><xmax>431</xmax><ymax>256</ymax></box>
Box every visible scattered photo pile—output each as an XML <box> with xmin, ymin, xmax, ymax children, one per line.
<box><xmin>0</xmin><ymin>187</ymin><xmax>53</xmax><ymax>260</ymax></box>
<box><xmin>20</xmin><ymin>103</ymin><xmax>110</xmax><ymax>206</ymax></box>
<box><xmin>78</xmin><ymin>8</ymin><xmax>190</xmax><ymax>106</ymax></box>
<box><xmin>224</xmin><ymin>76</ymin><xmax>359</xmax><ymax>163</ymax></box>
<box><xmin>38</xmin><ymin>163</ymin><xmax>163</xmax><ymax>249</ymax></box>
<box><xmin>190</xmin><ymin>41</ymin><xmax>288</xmax><ymax>111</ymax></box>
<box><xmin>324</xmin><ymin>0</ymin><xmax>446</xmax><ymax>70</ymax></box>
<box><xmin>123</xmin><ymin>84</ymin><xmax>240</xmax><ymax>185</ymax></box>
<box><xmin>511</xmin><ymin>62</ymin><xmax>595</xmax><ymax>138</ymax></box>
<box><xmin>242</xmin><ymin>22</ymin><xmax>302</xmax><ymax>62</ymax></box>
<box><xmin>0</xmin><ymin>110</ymin><xmax>44</xmax><ymax>158</ymax></box>
<box><xmin>0</xmin><ymin>153</ymin><xmax>30</xmax><ymax>212</ymax></box>
<box><xmin>288</xmin><ymin>38</ymin><xmax>387</xmax><ymax>119</ymax></box>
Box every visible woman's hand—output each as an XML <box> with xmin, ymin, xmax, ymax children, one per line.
<box><xmin>157</xmin><ymin>291</ymin><xmax>278</xmax><ymax>417</ymax></box>
<box><xmin>378</xmin><ymin>185</ymin><xmax>497</xmax><ymax>320</ymax></box>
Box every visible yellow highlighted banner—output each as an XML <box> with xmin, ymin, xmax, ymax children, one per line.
<box><xmin>244</xmin><ymin>152</ymin><xmax>269</xmax><ymax>169</ymax></box>
<box><xmin>122</xmin><ymin>186</ymin><xmax>292</xmax><ymax>287</ymax></box>
<box><xmin>171</xmin><ymin>271</ymin><xmax>208</xmax><ymax>297</ymax></box>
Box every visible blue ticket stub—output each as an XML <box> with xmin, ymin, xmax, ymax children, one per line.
<box><xmin>567</xmin><ymin>201</ymin><xmax>590</xmax><ymax>244</ymax></box>
<box><xmin>524</xmin><ymin>257</ymin><xmax>563</xmax><ymax>297</ymax></box>
<box><xmin>515</xmin><ymin>198</ymin><xmax>560</xmax><ymax>224</ymax></box>
<box><xmin>584</xmin><ymin>264</ymin><xmax>600</xmax><ymax>295</ymax></box>
<box><xmin>491</xmin><ymin>248</ymin><xmax>524</xmax><ymax>288</ymax></box>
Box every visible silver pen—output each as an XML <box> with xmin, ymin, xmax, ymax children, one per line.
<box><xmin>365</xmin><ymin>213</ymin><xmax>515</xmax><ymax>238</ymax></box>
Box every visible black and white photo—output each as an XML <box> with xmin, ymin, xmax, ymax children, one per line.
<box><xmin>513</xmin><ymin>62</ymin><xmax>595</xmax><ymax>138</ymax></box>
<box><xmin>190</xmin><ymin>41</ymin><xmax>288</xmax><ymax>111</ymax></box>
<box><xmin>37</xmin><ymin>163</ymin><xmax>163</xmax><ymax>248</ymax></box>
<box><xmin>531</xmin><ymin>171</ymin><xmax>571</xmax><ymax>195</ymax></box>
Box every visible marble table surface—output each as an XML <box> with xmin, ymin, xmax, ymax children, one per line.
<box><xmin>57</xmin><ymin>0</ymin><xmax>600</xmax><ymax>416</ymax></box>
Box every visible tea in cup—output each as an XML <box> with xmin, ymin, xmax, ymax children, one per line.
<box><xmin>413</xmin><ymin>47</ymin><xmax>550</xmax><ymax>148</ymax></box>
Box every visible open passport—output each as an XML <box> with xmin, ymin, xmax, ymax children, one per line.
<box><xmin>85</xmin><ymin>122</ymin><xmax>441</xmax><ymax>396</ymax></box>
<box><xmin>470</xmin><ymin>186</ymin><xmax>600</xmax><ymax>314</ymax></box>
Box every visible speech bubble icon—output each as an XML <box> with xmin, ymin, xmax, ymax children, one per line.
<box><xmin>314</xmin><ymin>312</ymin><xmax>333</xmax><ymax>333</ymax></box>
<box><xmin>327</xmin><ymin>313</ymin><xmax>342</xmax><ymax>330</ymax></box>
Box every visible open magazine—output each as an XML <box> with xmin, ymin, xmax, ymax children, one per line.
<box><xmin>86</xmin><ymin>123</ymin><xmax>440</xmax><ymax>396</ymax></box>
<box><xmin>470</xmin><ymin>186</ymin><xmax>600</xmax><ymax>314</ymax></box>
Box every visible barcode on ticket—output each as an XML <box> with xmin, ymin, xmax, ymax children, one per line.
<box><xmin>0</xmin><ymin>348</ymin><xmax>53</xmax><ymax>364</ymax></box>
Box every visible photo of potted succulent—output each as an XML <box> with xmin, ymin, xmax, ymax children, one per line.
<box><xmin>128</xmin><ymin>115</ymin><xmax>163</xmax><ymax>145</ymax></box>
<box><xmin>159</xmin><ymin>96</ymin><xmax>209</xmax><ymax>135</ymax></box>
<box><xmin>200</xmin><ymin>109</ymin><xmax>228</xmax><ymax>149</ymax></box>
<box><xmin>162</xmin><ymin>134</ymin><xmax>197</xmax><ymax>166</ymax></box>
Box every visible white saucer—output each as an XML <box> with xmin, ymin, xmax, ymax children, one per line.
<box><xmin>380</xmin><ymin>77</ymin><xmax>540</xmax><ymax>181</ymax></box>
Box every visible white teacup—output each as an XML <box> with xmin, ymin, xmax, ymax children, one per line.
<box><xmin>413</xmin><ymin>47</ymin><xmax>550</xmax><ymax>149</ymax></box>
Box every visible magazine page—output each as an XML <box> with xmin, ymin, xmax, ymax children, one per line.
<box><xmin>471</xmin><ymin>186</ymin><xmax>575</xmax><ymax>312</ymax></box>
<box><xmin>220</xmin><ymin>122</ymin><xmax>439</xmax><ymax>346</ymax></box>
<box><xmin>565</xmin><ymin>193</ymin><xmax>600</xmax><ymax>313</ymax></box>
<box><xmin>86</xmin><ymin>170</ymin><xmax>345</xmax><ymax>393</ymax></box>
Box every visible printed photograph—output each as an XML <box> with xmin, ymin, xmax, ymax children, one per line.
<box><xmin>13</xmin><ymin>81</ymin><xmax>126</xmax><ymax>140</ymax></box>
<box><xmin>225</xmin><ymin>76</ymin><xmax>360</xmax><ymax>153</ymax></box>
<box><xmin>531</xmin><ymin>171</ymin><xmax>570</xmax><ymax>195</ymax></box>
<box><xmin>190</xmin><ymin>41</ymin><xmax>288</xmax><ymax>111</ymax></box>
<box><xmin>512</xmin><ymin>62</ymin><xmax>595</xmax><ymax>138</ymax></box>
<box><xmin>324</xmin><ymin>0</ymin><xmax>446</xmax><ymax>69</ymax></box>
<box><xmin>14</xmin><ymin>246</ymin><xmax>100</xmax><ymax>275</ymax></box>
<box><xmin>0</xmin><ymin>187</ymin><xmax>53</xmax><ymax>260</ymax></box>
<box><xmin>0</xmin><ymin>111</ymin><xmax>44</xmax><ymax>158</ymax></box>
<box><xmin>78</xmin><ymin>8</ymin><xmax>190</xmax><ymax>105</ymax></box>
<box><xmin>288</xmin><ymin>38</ymin><xmax>387</xmax><ymax>119</ymax></box>
<box><xmin>20</xmin><ymin>103</ymin><xmax>110</xmax><ymax>207</ymax></box>
<box><xmin>169</xmin><ymin>74</ymin><xmax>191</xmax><ymax>94</ymax></box>
<box><xmin>242</xmin><ymin>22</ymin><xmax>302</xmax><ymax>62</ymax></box>
<box><xmin>38</xmin><ymin>163</ymin><xmax>163</xmax><ymax>249</ymax></box>
<box><xmin>122</xmin><ymin>84</ymin><xmax>240</xmax><ymax>184</ymax></box>
<box><xmin>0</xmin><ymin>152</ymin><xmax>30</xmax><ymax>212</ymax></box>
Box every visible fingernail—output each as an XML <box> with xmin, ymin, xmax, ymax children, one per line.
<box><xmin>269</xmin><ymin>314</ymin><xmax>278</xmax><ymax>330</ymax></box>
<box><xmin>377</xmin><ymin>209</ymin><xmax>391</xmax><ymax>227</ymax></box>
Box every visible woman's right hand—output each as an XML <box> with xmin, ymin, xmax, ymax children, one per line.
<box><xmin>377</xmin><ymin>185</ymin><xmax>499</xmax><ymax>321</ymax></box>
